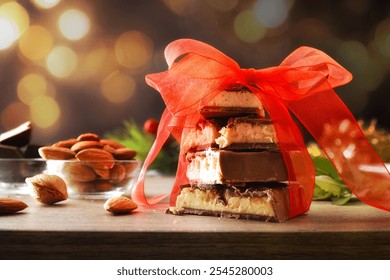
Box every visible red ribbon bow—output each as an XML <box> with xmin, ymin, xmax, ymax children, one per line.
<box><xmin>133</xmin><ymin>39</ymin><xmax>390</xmax><ymax>218</ymax></box>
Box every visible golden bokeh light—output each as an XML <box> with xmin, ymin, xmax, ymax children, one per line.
<box><xmin>163</xmin><ymin>0</ymin><xmax>198</xmax><ymax>15</ymax></box>
<box><xmin>83</xmin><ymin>43</ymin><xmax>113</xmax><ymax>77</ymax></box>
<box><xmin>46</xmin><ymin>46</ymin><xmax>78</xmax><ymax>78</ymax></box>
<box><xmin>0</xmin><ymin>16</ymin><xmax>18</xmax><ymax>50</ymax></box>
<box><xmin>234</xmin><ymin>9</ymin><xmax>266</xmax><ymax>43</ymax></box>
<box><xmin>18</xmin><ymin>25</ymin><xmax>53</xmax><ymax>61</ymax></box>
<box><xmin>0</xmin><ymin>2</ymin><xmax>29</xmax><ymax>34</ymax></box>
<box><xmin>0</xmin><ymin>1</ymin><xmax>29</xmax><ymax>50</ymax></box>
<box><xmin>30</xmin><ymin>96</ymin><xmax>60</xmax><ymax>128</ymax></box>
<box><xmin>31</xmin><ymin>0</ymin><xmax>61</xmax><ymax>9</ymax></box>
<box><xmin>1</xmin><ymin>102</ymin><xmax>30</xmax><ymax>130</ymax></box>
<box><xmin>59</xmin><ymin>9</ymin><xmax>90</xmax><ymax>41</ymax></box>
<box><xmin>17</xmin><ymin>73</ymin><xmax>47</xmax><ymax>105</ymax></box>
<box><xmin>114</xmin><ymin>31</ymin><xmax>153</xmax><ymax>70</ymax></box>
<box><xmin>100</xmin><ymin>71</ymin><xmax>136</xmax><ymax>103</ymax></box>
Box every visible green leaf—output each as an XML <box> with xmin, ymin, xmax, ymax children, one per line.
<box><xmin>311</xmin><ymin>156</ymin><xmax>340</xmax><ymax>180</ymax></box>
<box><xmin>332</xmin><ymin>194</ymin><xmax>353</xmax><ymax>205</ymax></box>
<box><xmin>315</xmin><ymin>175</ymin><xmax>344</xmax><ymax>196</ymax></box>
<box><xmin>313</xmin><ymin>184</ymin><xmax>333</xmax><ymax>200</ymax></box>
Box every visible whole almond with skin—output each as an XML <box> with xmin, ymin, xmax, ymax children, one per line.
<box><xmin>76</xmin><ymin>148</ymin><xmax>115</xmax><ymax>169</ymax></box>
<box><xmin>25</xmin><ymin>174</ymin><xmax>68</xmax><ymax>205</ymax></box>
<box><xmin>62</xmin><ymin>161</ymin><xmax>96</xmax><ymax>182</ymax></box>
<box><xmin>52</xmin><ymin>138</ymin><xmax>78</xmax><ymax>148</ymax></box>
<box><xmin>100</xmin><ymin>139</ymin><xmax>125</xmax><ymax>149</ymax></box>
<box><xmin>104</xmin><ymin>196</ymin><xmax>138</xmax><ymax>214</ymax></box>
<box><xmin>71</xmin><ymin>140</ymin><xmax>103</xmax><ymax>153</ymax></box>
<box><xmin>38</xmin><ymin>146</ymin><xmax>76</xmax><ymax>160</ymax></box>
<box><xmin>94</xmin><ymin>168</ymin><xmax>110</xmax><ymax>179</ymax></box>
<box><xmin>0</xmin><ymin>198</ymin><xmax>28</xmax><ymax>214</ymax></box>
<box><xmin>109</xmin><ymin>163</ymin><xmax>126</xmax><ymax>183</ymax></box>
<box><xmin>77</xmin><ymin>133</ymin><xmax>100</xmax><ymax>142</ymax></box>
<box><xmin>113</xmin><ymin>148</ymin><xmax>137</xmax><ymax>160</ymax></box>
<box><xmin>102</xmin><ymin>144</ymin><xmax>117</xmax><ymax>155</ymax></box>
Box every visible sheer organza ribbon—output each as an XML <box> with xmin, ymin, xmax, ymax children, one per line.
<box><xmin>132</xmin><ymin>39</ymin><xmax>390</xmax><ymax>218</ymax></box>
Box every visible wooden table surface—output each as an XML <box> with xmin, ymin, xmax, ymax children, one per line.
<box><xmin>1</xmin><ymin>176</ymin><xmax>390</xmax><ymax>260</ymax></box>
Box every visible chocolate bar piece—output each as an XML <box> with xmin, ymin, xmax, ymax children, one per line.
<box><xmin>172</xmin><ymin>183</ymin><xmax>289</xmax><ymax>222</ymax></box>
<box><xmin>181</xmin><ymin>117</ymin><xmax>278</xmax><ymax>152</ymax></box>
<box><xmin>186</xmin><ymin>149</ymin><xmax>288</xmax><ymax>185</ymax></box>
<box><xmin>0</xmin><ymin>121</ymin><xmax>32</xmax><ymax>148</ymax></box>
<box><xmin>199</xmin><ymin>88</ymin><xmax>264</xmax><ymax>118</ymax></box>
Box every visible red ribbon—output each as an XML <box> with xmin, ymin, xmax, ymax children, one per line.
<box><xmin>133</xmin><ymin>39</ymin><xmax>390</xmax><ymax>217</ymax></box>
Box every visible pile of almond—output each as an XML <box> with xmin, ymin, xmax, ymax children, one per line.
<box><xmin>38</xmin><ymin>133</ymin><xmax>139</xmax><ymax>193</ymax></box>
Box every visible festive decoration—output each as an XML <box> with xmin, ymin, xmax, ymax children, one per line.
<box><xmin>133</xmin><ymin>39</ymin><xmax>390</xmax><ymax>218</ymax></box>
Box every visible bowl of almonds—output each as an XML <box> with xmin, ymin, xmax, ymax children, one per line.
<box><xmin>38</xmin><ymin>133</ymin><xmax>141</xmax><ymax>199</ymax></box>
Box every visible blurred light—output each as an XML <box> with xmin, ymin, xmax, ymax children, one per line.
<box><xmin>1</xmin><ymin>102</ymin><xmax>30</xmax><ymax>130</ymax></box>
<box><xmin>338</xmin><ymin>40</ymin><xmax>369</xmax><ymax>70</ymax></box>
<box><xmin>100</xmin><ymin>71</ymin><xmax>136</xmax><ymax>103</ymax></box>
<box><xmin>0</xmin><ymin>17</ymin><xmax>18</xmax><ymax>50</ymax></box>
<box><xmin>374</xmin><ymin>18</ymin><xmax>390</xmax><ymax>58</ymax></box>
<box><xmin>18</xmin><ymin>25</ymin><xmax>53</xmax><ymax>61</ymax></box>
<box><xmin>30</xmin><ymin>96</ymin><xmax>60</xmax><ymax>128</ymax></box>
<box><xmin>254</xmin><ymin>0</ymin><xmax>288</xmax><ymax>28</ymax></box>
<box><xmin>163</xmin><ymin>0</ymin><xmax>198</xmax><ymax>15</ymax></box>
<box><xmin>46</xmin><ymin>46</ymin><xmax>78</xmax><ymax>78</ymax></box>
<box><xmin>17</xmin><ymin>73</ymin><xmax>47</xmax><ymax>105</ymax></box>
<box><xmin>31</xmin><ymin>0</ymin><xmax>61</xmax><ymax>9</ymax></box>
<box><xmin>0</xmin><ymin>2</ymin><xmax>29</xmax><ymax>50</ymax></box>
<box><xmin>59</xmin><ymin>9</ymin><xmax>90</xmax><ymax>41</ymax></box>
<box><xmin>114</xmin><ymin>31</ymin><xmax>153</xmax><ymax>69</ymax></box>
<box><xmin>207</xmin><ymin>0</ymin><xmax>238</xmax><ymax>12</ymax></box>
<box><xmin>84</xmin><ymin>43</ymin><xmax>110</xmax><ymax>76</ymax></box>
<box><xmin>234</xmin><ymin>9</ymin><xmax>266</xmax><ymax>43</ymax></box>
<box><xmin>0</xmin><ymin>2</ymin><xmax>29</xmax><ymax>34</ymax></box>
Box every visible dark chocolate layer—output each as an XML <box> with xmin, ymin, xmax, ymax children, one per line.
<box><xmin>200</xmin><ymin>107</ymin><xmax>261</xmax><ymax>119</ymax></box>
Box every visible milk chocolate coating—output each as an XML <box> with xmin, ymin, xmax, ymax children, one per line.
<box><xmin>187</xmin><ymin>149</ymin><xmax>288</xmax><ymax>184</ymax></box>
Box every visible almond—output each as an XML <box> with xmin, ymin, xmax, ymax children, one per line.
<box><xmin>62</xmin><ymin>161</ymin><xmax>96</xmax><ymax>182</ymax></box>
<box><xmin>102</xmin><ymin>144</ymin><xmax>117</xmax><ymax>154</ymax></box>
<box><xmin>100</xmin><ymin>139</ymin><xmax>125</xmax><ymax>149</ymax></box>
<box><xmin>103</xmin><ymin>196</ymin><xmax>138</xmax><ymax>214</ymax></box>
<box><xmin>94</xmin><ymin>181</ymin><xmax>113</xmax><ymax>192</ymax></box>
<box><xmin>38</xmin><ymin>146</ymin><xmax>76</xmax><ymax>160</ymax></box>
<box><xmin>76</xmin><ymin>148</ymin><xmax>115</xmax><ymax>169</ymax></box>
<box><xmin>113</xmin><ymin>148</ymin><xmax>137</xmax><ymax>160</ymax></box>
<box><xmin>71</xmin><ymin>140</ymin><xmax>103</xmax><ymax>153</ymax></box>
<box><xmin>94</xmin><ymin>168</ymin><xmax>110</xmax><ymax>179</ymax></box>
<box><xmin>77</xmin><ymin>133</ymin><xmax>100</xmax><ymax>142</ymax></box>
<box><xmin>25</xmin><ymin>174</ymin><xmax>68</xmax><ymax>205</ymax></box>
<box><xmin>109</xmin><ymin>163</ymin><xmax>126</xmax><ymax>183</ymax></box>
<box><xmin>52</xmin><ymin>138</ymin><xmax>78</xmax><ymax>148</ymax></box>
<box><xmin>0</xmin><ymin>198</ymin><xmax>28</xmax><ymax>214</ymax></box>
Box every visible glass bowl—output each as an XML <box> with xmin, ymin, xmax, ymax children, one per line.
<box><xmin>45</xmin><ymin>159</ymin><xmax>141</xmax><ymax>199</ymax></box>
<box><xmin>0</xmin><ymin>158</ymin><xmax>47</xmax><ymax>195</ymax></box>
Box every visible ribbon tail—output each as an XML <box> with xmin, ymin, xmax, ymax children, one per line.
<box><xmin>132</xmin><ymin>109</ymin><xmax>172</xmax><ymax>206</ymax></box>
<box><xmin>287</xmin><ymin>88</ymin><xmax>390</xmax><ymax>211</ymax></box>
<box><xmin>258</xmin><ymin>91</ymin><xmax>315</xmax><ymax>218</ymax></box>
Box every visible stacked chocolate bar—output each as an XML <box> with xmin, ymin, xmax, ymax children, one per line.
<box><xmin>172</xmin><ymin>87</ymin><xmax>290</xmax><ymax>222</ymax></box>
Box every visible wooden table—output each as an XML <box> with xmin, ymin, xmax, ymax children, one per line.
<box><xmin>1</xmin><ymin>176</ymin><xmax>390</xmax><ymax>260</ymax></box>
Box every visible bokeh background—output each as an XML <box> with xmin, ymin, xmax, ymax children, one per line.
<box><xmin>0</xmin><ymin>0</ymin><xmax>389</xmax><ymax>145</ymax></box>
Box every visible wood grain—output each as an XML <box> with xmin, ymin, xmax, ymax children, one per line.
<box><xmin>1</xmin><ymin>176</ymin><xmax>390</xmax><ymax>259</ymax></box>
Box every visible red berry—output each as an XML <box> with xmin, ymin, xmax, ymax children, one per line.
<box><xmin>143</xmin><ymin>119</ymin><xmax>159</xmax><ymax>135</ymax></box>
